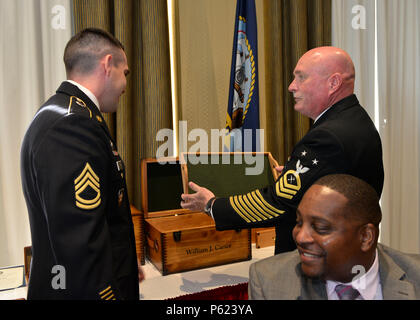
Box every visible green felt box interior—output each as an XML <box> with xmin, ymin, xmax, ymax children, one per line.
<box><xmin>146</xmin><ymin>161</ymin><xmax>184</xmax><ymax>212</ymax></box>
<box><xmin>184</xmin><ymin>154</ymin><xmax>276</xmax><ymax>197</ymax></box>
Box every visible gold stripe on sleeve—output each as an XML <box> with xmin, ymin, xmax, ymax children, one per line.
<box><xmin>240</xmin><ymin>194</ymin><xmax>266</xmax><ymax>221</ymax></box>
<box><xmin>230</xmin><ymin>196</ymin><xmax>256</xmax><ymax>223</ymax></box>
<box><xmin>254</xmin><ymin>190</ymin><xmax>285</xmax><ymax>215</ymax></box>
<box><xmin>245</xmin><ymin>192</ymin><xmax>274</xmax><ymax>219</ymax></box>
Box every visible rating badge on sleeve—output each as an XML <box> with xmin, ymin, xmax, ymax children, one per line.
<box><xmin>275</xmin><ymin>160</ymin><xmax>309</xmax><ymax>200</ymax></box>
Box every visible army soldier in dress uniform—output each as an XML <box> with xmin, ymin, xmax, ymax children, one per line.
<box><xmin>21</xmin><ymin>28</ymin><xmax>140</xmax><ymax>299</ymax></box>
<box><xmin>181</xmin><ymin>46</ymin><xmax>384</xmax><ymax>255</ymax></box>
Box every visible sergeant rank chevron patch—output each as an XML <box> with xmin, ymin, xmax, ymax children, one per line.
<box><xmin>74</xmin><ymin>162</ymin><xmax>101</xmax><ymax>210</ymax></box>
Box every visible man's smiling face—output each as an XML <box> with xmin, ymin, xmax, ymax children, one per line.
<box><xmin>293</xmin><ymin>184</ymin><xmax>366</xmax><ymax>283</ymax></box>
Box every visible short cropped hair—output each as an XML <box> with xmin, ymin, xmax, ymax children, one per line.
<box><xmin>64</xmin><ymin>28</ymin><xmax>125</xmax><ymax>77</ymax></box>
<box><xmin>313</xmin><ymin>174</ymin><xmax>382</xmax><ymax>227</ymax></box>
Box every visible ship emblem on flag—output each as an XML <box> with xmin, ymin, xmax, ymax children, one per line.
<box><xmin>225</xmin><ymin>0</ymin><xmax>260</xmax><ymax>152</ymax></box>
<box><xmin>228</xmin><ymin>16</ymin><xmax>256</xmax><ymax>130</ymax></box>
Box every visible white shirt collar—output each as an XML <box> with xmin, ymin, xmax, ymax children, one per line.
<box><xmin>66</xmin><ymin>80</ymin><xmax>100</xmax><ymax>111</ymax></box>
<box><xmin>326</xmin><ymin>249</ymin><xmax>383</xmax><ymax>300</ymax></box>
<box><xmin>314</xmin><ymin>106</ymin><xmax>332</xmax><ymax>123</ymax></box>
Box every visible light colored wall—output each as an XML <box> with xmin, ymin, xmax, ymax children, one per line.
<box><xmin>0</xmin><ymin>0</ymin><xmax>72</xmax><ymax>267</ymax></box>
<box><xmin>174</xmin><ymin>0</ymin><xmax>266</xmax><ymax>152</ymax></box>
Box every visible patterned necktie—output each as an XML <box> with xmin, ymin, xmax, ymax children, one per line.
<box><xmin>335</xmin><ymin>284</ymin><xmax>361</xmax><ymax>300</ymax></box>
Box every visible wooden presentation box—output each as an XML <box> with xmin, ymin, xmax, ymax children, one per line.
<box><xmin>255</xmin><ymin>227</ymin><xmax>276</xmax><ymax>249</ymax></box>
<box><xmin>142</xmin><ymin>156</ymin><xmax>253</xmax><ymax>275</ymax></box>
<box><xmin>130</xmin><ymin>205</ymin><xmax>145</xmax><ymax>265</ymax></box>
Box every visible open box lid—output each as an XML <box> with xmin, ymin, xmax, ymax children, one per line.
<box><xmin>180</xmin><ymin>152</ymin><xmax>279</xmax><ymax>197</ymax></box>
<box><xmin>141</xmin><ymin>157</ymin><xmax>195</xmax><ymax>219</ymax></box>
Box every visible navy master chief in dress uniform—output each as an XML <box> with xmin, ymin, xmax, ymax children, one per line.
<box><xmin>20</xmin><ymin>28</ymin><xmax>140</xmax><ymax>299</ymax></box>
<box><xmin>181</xmin><ymin>47</ymin><xmax>384</xmax><ymax>254</ymax></box>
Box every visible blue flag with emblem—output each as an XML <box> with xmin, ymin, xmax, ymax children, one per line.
<box><xmin>225</xmin><ymin>0</ymin><xmax>260</xmax><ymax>152</ymax></box>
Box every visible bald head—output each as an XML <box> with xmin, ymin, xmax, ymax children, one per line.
<box><xmin>302</xmin><ymin>47</ymin><xmax>355</xmax><ymax>86</ymax></box>
<box><xmin>289</xmin><ymin>46</ymin><xmax>356</xmax><ymax>120</ymax></box>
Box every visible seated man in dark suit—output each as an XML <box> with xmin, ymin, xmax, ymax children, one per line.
<box><xmin>249</xmin><ymin>174</ymin><xmax>420</xmax><ymax>300</ymax></box>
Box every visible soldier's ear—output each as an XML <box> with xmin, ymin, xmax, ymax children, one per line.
<box><xmin>101</xmin><ymin>54</ymin><xmax>113</xmax><ymax>77</ymax></box>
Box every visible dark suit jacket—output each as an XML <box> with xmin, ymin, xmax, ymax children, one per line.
<box><xmin>212</xmin><ymin>94</ymin><xmax>384</xmax><ymax>253</ymax></box>
<box><xmin>20</xmin><ymin>82</ymin><xmax>139</xmax><ymax>300</ymax></box>
<box><xmin>249</xmin><ymin>244</ymin><xmax>420</xmax><ymax>300</ymax></box>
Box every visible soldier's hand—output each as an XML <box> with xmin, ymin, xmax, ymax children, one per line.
<box><xmin>180</xmin><ymin>181</ymin><xmax>215</xmax><ymax>212</ymax></box>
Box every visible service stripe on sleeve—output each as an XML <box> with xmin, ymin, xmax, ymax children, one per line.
<box><xmin>241</xmin><ymin>194</ymin><xmax>267</xmax><ymax>221</ymax></box>
<box><xmin>238</xmin><ymin>195</ymin><xmax>263</xmax><ymax>222</ymax></box>
<box><xmin>245</xmin><ymin>192</ymin><xmax>274</xmax><ymax>219</ymax></box>
<box><xmin>254</xmin><ymin>190</ymin><xmax>285</xmax><ymax>215</ymax></box>
<box><xmin>229</xmin><ymin>196</ymin><xmax>252</xmax><ymax>223</ymax></box>
<box><xmin>233</xmin><ymin>196</ymin><xmax>257</xmax><ymax>222</ymax></box>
